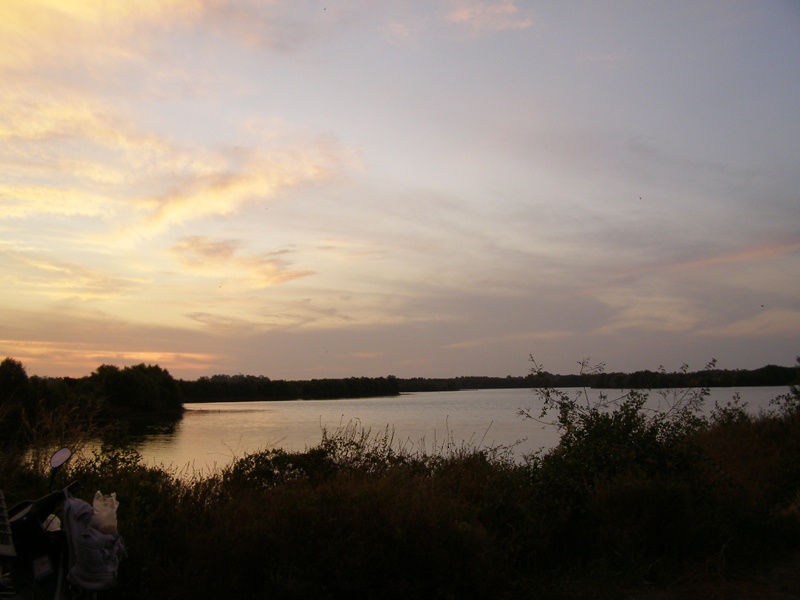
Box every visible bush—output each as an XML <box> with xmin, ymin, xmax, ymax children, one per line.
<box><xmin>516</xmin><ymin>357</ymin><xmax>800</xmax><ymax>580</ymax></box>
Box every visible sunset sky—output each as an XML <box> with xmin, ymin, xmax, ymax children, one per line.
<box><xmin>2</xmin><ymin>1</ymin><xmax>799</xmax><ymax>380</ymax></box>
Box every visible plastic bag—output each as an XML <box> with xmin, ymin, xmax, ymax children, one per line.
<box><xmin>63</xmin><ymin>495</ymin><xmax>125</xmax><ymax>591</ymax></box>
<box><xmin>89</xmin><ymin>491</ymin><xmax>118</xmax><ymax>534</ymax></box>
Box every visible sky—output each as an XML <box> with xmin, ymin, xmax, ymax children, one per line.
<box><xmin>1</xmin><ymin>1</ymin><xmax>799</xmax><ymax>381</ymax></box>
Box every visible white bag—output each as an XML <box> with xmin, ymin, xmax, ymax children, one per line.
<box><xmin>89</xmin><ymin>491</ymin><xmax>118</xmax><ymax>534</ymax></box>
<box><xmin>63</xmin><ymin>494</ymin><xmax>125</xmax><ymax>591</ymax></box>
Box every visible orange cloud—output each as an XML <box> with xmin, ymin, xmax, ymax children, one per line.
<box><xmin>0</xmin><ymin>1</ymin><xmax>200</xmax><ymax>74</ymax></box>
<box><xmin>170</xmin><ymin>236</ymin><xmax>313</xmax><ymax>288</ymax></box>
<box><xmin>0</xmin><ymin>89</ymin><xmax>354</xmax><ymax>241</ymax></box>
<box><xmin>0</xmin><ymin>248</ymin><xmax>142</xmax><ymax>300</ymax></box>
<box><xmin>444</xmin><ymin>0</ymin><xmax>532</xmax><ymax>34</ymax></box>
<box><xmin>443</xmin><ymin>330</ymin><xmax>573</xmax><ymax>349</ymax></box>
<box><xmin>695</xmin><ymin>309</ymin><xmax>800</xmax><ymax>339</ymax></box>
<box><xmin>383</xmin><ymin>20</ymin><xmax>428</xmax><ymax>43</ymax></box>
<box><xmin>590</xmin><ymin>287</ymin><xmax>700</xmax><ymax>335</ymax></box>
<box><xmin>666</xmin><ymin>241</ymin><xmax>800</xmax><ymax>273</ymax></box>
<box><xmin>0</xmin><ymin>1</ymin><xmax>355</xmax><ymax>239</ymax></box>
<box><xmin>314</xmin><ymin>238</ymin><xmax>386</xmax><ymax>263</ymax></box>
<box><xmin>0</xmin><ymin>0</ymin><xmax>312</xmax><ymax>77</ymax></box>
<box><xmin>591</xmin><ymin>240</ymin><xmax>800</xmax><ymax>285</ymax></box>
<box><xmin>0</xmin><ymin>185</ymin><xmax>113</xmax><ymax>220</ymax></box>
<box><xmin>0</xmin><ymin>93</ymin><xmax>192</xmax><ymax>222</ymax></box>
<box><xmin>0</xmin><ymin>338</ymin><xmax>222</xmax><ymax>377</ymax></box>
<box><xmin>137</xmin><ymin>144</ymin><xmax>342</xmax><ymax>236</ymax></box>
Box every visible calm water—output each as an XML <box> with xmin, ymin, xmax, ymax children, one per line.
<box><xmin>134</xmin><ymin>386</ymin><xmax>790</xmax><ymax>473</ymax></box>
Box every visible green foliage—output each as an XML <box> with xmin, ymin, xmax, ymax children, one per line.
<box><xmin>179</xmin><ymin>374</ymin><xmax>401</xmax><ymax>402</ymax></box>
<box><xmin>0</xmin><ymin>357</ymin><xmax>32</xmax><ymax>446</ymax></box>
<box><xmin>710</xmin><ymin>392</ymin><xmax>752</xmax><ymax>426</ymax></box>
<box><xmin>0</xmin><ymin>358</ymin><xmax>184</xmax><ymax>449</ymax></box>
<box><xmin>88</xmin><ymin>363</ymin><xmax>183</xmax><ymax>416</ymax></box>
<box><xmin>0</xmin><ymin>357</ymin><xmax>29</xmax><ymax>403</ymax></box>
<box><xmin>516</xmin><ymin>357</ymin><xmax>800</xmax><ymax>579</ymax></box>
<box><xmin>0</xmin><ymin>358</ymin><xmax>103</xmax><ymax>479</ymax></box>
<box><xmin>221</xmin><ymin>447</ymin><xmax>338</xmax><ymax>491</ymax></box>
<box><xmin>767</xmin><ymin>357</ymin><xmax>800</xmax><ymax>419</ymax></box>
<box><xmin>521</xmin><ymin>359</ymin><xmax>708</xmax><ymax>489</ymax></box>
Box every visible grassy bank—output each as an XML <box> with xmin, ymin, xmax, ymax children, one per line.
<box><xmin>3</xmin><ymin>372</ymin><xmax>800</xmax><ymax>598</ymax></box>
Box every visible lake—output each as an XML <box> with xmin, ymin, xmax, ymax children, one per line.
<box><xmin>134</xmin><ymin>386</ymin><xmax>791</xmax><ymax>473</ymax></box>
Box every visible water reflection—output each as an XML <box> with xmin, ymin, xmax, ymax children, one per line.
<box><xmin>131</xmin><ymin>387</ymin><xmax>790</xmax><ymax>473</ymax></box>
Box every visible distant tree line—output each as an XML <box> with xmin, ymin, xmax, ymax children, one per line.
<box><xmin>397</xmin><ymin>375</ymin><xmax>532</xmax><ymax>392</ymax></box>
<box><xmin>397</xmin><ymin>365</ymin><xmax>799</xmax><ymax>392</ymax></box>
<box><xmin>531</xmin><ymin>363</ymin><xmax>799</xmax><ymax>390</ymax></box>
<box><xmin>177</xmin><ymin>363</ymin><xmax>799</xmax><ymax>401</ymax></box>
<box><xmin>1</xmin><ymin>357</ymin><xmax>797</xmax><ymax>437</ymax></box>
<box><xmin>179</xmin><ymin>375</ymin><xmax>400</xmax><ymax>402</ymax></box>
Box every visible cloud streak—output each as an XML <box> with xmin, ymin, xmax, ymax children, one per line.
<box><xmin>0</xmin><ymin>0</ymin><xmax>301</xmax><ymax>73</ymax></box>
<box><xmin>0</xmin><ymin>247</ymin><xmax>142</xmax><ymax>300</ymax></box>
<box><xmin>0</xmin><ymin>89</ymin><xmax>357</xmax><ymax>243</ymax></box>
<box><xmin>170</xmin><ymin>236</ymin><xmax>313</xmax><ymax>288</ymax></box>
<box><xmin>695</xmin><ymin>309</ymin><xmax>800</xmax><ymax>339</ymax></box>
<box><xmin>134</xmin><ymin>138</ymin><xmax>348</xmax><ymax>238</ymax></box>
<box><xmin>444</xmin><ymin>0</ymin><xmax>533</xmax><ymax>34</ymax></box>
<box><xmin>0</xmin><ymin>337</ymin><xmax>222</xmax><ymax>375</ymax></box>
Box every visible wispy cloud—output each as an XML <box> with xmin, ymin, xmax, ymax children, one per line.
<box><xmin>0</xmin><ymin>247</ymin><xmax>142</xmax><ymax>300</ymax></box>
<box><xmin>695</xmin><ymin>309</ymin><xmax>800</xmax><ymax>338</ymax></box>
<box><xmin>0</xmin><ymin>185</ymin><xmax>114</xmax><ymax>220</ymax></box>
<box><xmin>591</xmin><ymin>288</ymin><xmax>701</xmax><ymax>335</ymax></box>
<box><xmin>0</xmin><ymin>1</ymin><xmax>202</xmax><ymax>75</ymax></box>
<box><xmin>581</xmin><ymin>241</ymin><xmax>799</xmax><ymax>333</ymax></box>
<box><xmin>315</xmin><ymin>239</ymin><xmax>386</xmax><ymax>263</ymax></box>
<box><xmin>201</xmin><ymin>1</ymin><xmax>319</xmax><ymax>52</ymax></box>
<box><xmin>443</xmin><ymin>0</ymin><xmax>532</xmax><ymax>34</ymax></box>
<box><xmin>0</xmin><ymin>0</ymin><xmax>315</xmax><ymax>74</ymax></box>
<box><xmin>0</xmin><ymin>338</ymin><xmax>221</xmax><ymax>375</ymax></box>
<box><xmin>663</xmin><ymin>241</ymin><xmax>800</xmax><ymax>273</ymax></box>
<box><xmin>0</xmin><ymin>93</ymin><xmax>190</xmax><ymax>222</ymax></box>
<box><xmin>443</xmin><ymin>330</ymin><xmax>574</xmax><ymax>350</ymax></box>
<box><xmin>382</xmin><ymin>19</ymin><xmax>430</xmax><ymax>44</ymax></box>
<box><xmin>170</xmin><ymin>236</ymin><xmax>313</xmax><ymax>288</ymax></box>
<box><xmin>185</xmin><ymin>312</ymin><xmax>267</xmax><ymax>334</ymax></box>
<box><xmin>0</xmin><ymin>90</ymin><xmax>356</xmax><ymax>241</ymax></box>
<box><xmin>133</xmin><ymin>139</ymin><xmax>347</xmax><ymax>239</ymax></box>
<box><xmin>0</xmin><ymin>98</ymin><xmax>163</xmax><ymax>177</ymax></box>
<box><xmin>594</xmin><ymin>239</ymin><xmax>800</xmax><ymax>284</ymax></box>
